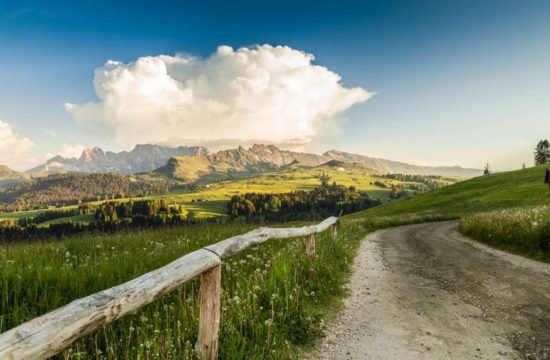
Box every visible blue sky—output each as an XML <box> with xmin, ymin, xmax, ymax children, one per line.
<box><xmin>0</xmin><ymin>0</ymin><xmax>549</xmax><ymax>170</ymax></box>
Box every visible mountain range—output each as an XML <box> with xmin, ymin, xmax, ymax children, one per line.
<box><xmin>23</xmin><ymin>143</ymin><xmax>482</xmax><ymax>179</ymax></box>
<box><xmin>28</xmin><ymin>144</ymin><xmax>209</xmax><ymax>175</ymax></box>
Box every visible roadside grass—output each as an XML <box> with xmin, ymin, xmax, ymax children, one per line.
<box><xmin>345</xmin><ymin>165</ymin><xmax>550</xmax><ymax>262</ymax></box>
<box><xmin>460</xmin><ymin>206</ymin><xmax>550</xmax><ymax>263</ymax></box>
<box><xmin>0</xmin><ymin>219</ymin><xmax>366</xmax><ymax>359</ymax></box>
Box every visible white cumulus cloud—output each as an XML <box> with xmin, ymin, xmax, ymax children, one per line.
<box><xmin>58</xmin><ymin>144</ymin><xmax>86</xmax><ymax>159</ymax></box>
<box><xmin>65</xmin><ymin>44</ymin><xmax>371</xmax><ymax>149</ymax></box>
<box><xmin>0</xmin><ymin>120</ymin><xmax>36</xmax><ymax>170</ymax></box>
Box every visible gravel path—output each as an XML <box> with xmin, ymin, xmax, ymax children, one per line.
<box><xmin>313</xmin><ymin>221</ymin><xmax>550</xmax><ymax>360</ymax></box>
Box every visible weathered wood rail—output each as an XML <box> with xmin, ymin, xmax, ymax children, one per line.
<box><xmin>0</xmin><ymin>216</ymin><xmax>341</xmax><ymax>360</ymax></box>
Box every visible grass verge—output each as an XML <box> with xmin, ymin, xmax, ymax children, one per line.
<box><xmin>460</xmin><ymin>206</ymin><xmax>550</xmax><ymax>263</ymax></box>
<box><xmin>0</xmin><ymin>220</ymin><xmax>366</xmax><ymax>359</ymax></box>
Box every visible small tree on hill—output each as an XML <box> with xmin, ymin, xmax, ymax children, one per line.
<box><xmin>319</xmin><ymin>173</ymin><xmax>331</xmax><ymax>187</ymax></box>
<box><xmin>484</xmin><ymin>163</ymin><xmax>491</xmax><ymax>176</ymax></box>
<box><xmin>534</xmin><ymin>139</ymin><xmax>550</xmax><ymax>165</ymax></box>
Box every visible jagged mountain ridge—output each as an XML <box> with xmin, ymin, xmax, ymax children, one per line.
<box><xmin>29</xmin><ymin>143</ymin><xmax>482</xmax><ymax>178</ymax></box>
<box><xmin>28</xmin><ymin>144</ymin><xmax>209</xmax><ymax>175</ymax></box>
<box><xmin>155</xmin><ymin>144</ymin><xmax>329</xmax><ymax>181</ymax></box>
<box><xmin>156</xmin><ymin>144</ymin><xmax>482</xmax><ymax>182</ymax></box>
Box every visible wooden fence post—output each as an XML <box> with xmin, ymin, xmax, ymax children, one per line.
<box><xmin>331</xmin><ymin>223</ymin><xmax>338</xmax><ymax>240</ymax></box>
<box><xmin>197</xmin><ymin>265</ymin><xmax>221</xmax><ymax>360</ymax></box>
<box><xmin>332</xmin><ymin>212</ymin><xmax>342</xmax><ymax>240</ymax></box>
<box><xmin>305</xmin><ymin>234</ymin><xmax>316</xmax><ymax>257</ymax></box>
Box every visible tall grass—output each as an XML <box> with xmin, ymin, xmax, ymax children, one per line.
<box><xmin>0</xmin><ymin>220</ymin><xmax>366</xmax><ymax>359</ymax></box>
<box><xmin>460</xmin><ymin>206</ymin><xmax>550</xmax><ymax>262</ymax></box>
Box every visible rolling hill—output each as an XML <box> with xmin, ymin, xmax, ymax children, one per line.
<box><xmin>0</xmin><ymin>160</ymin><xmax>461</xmax><ymax>221</ymax></box>
<box><xmin>0</xmin><ymin>173</ymin><xmax>173</xmax><ymax>212</ymax></box>
<box><xmin>0</xmin><ymin>165</ymin><xmax>30</xmax><ymax>189</ymax></box>
<box><xmin>352</xmin><ymin>164</ymin><xmax>550</xmax><ymax>218</ymax></box>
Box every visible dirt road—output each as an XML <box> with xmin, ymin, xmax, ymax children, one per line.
<box><xmin>315</xmin><ymin>221</ymin><xmax>550</xmax><ymax>360</ymax></box>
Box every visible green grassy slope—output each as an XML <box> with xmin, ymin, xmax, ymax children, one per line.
<box><xmin>352</xmin><ymin>165</ymin><xmax>550</xmax><ymax>219</ymax></box>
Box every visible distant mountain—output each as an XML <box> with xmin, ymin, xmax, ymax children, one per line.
<box><xmin>155</xmin><ymin>144</ymin><xmax>329</xmax><ymax>181</ymax></box>
<box><xmin>155</xmin><ymin>144</ymin><xmax>481</xmax><ymax>182</ymax></box>
<box><xmin>323</xmin><ymin>150</ymin><xmax>483</xmax><ymax>177</ymax></box>
<box><xmin>28</xmin><ymin>144</ymin><xmax>209</xmax><ymax>175</ymax></box>
<box><xmin>28</xmin><ymin>143</ymin><xmax>482</xmax><ymax>179</ymax></box>
<box><xmin>0</xmin><ymin>165</ymin><xmax>31</xmax><ymax>189</ymax></box>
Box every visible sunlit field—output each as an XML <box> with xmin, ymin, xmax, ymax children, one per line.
<box><xmin>0</xmin><ymin>164</ymin><xmax>460</xmax><ymax>224</ymax></box>
<box><xmin>0</xmin><ymin>220</ymin><xmax>366</xmax><ymax>359</ymax></box>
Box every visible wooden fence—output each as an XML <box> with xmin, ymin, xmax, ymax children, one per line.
<box><xmin>0</xmin><ymin>216</ymin><xmax>341</xmax><ymax>360</ymax></box>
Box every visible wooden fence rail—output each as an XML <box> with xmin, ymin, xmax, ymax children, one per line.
<box><xmin>0</xmin><ymin>216</ymin><xmax>341</xmax><ymax>360</ymax></box>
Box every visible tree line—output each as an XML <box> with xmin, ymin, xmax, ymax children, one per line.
<box><xmin>0</xmin><ymin>216</ymin><xmax>222</xmax><ymax>244</ymax></box>
<box><xmin>227</xmin><ymin>183</ymin><xmax>381</xmax><ymax>222</ymax></box>
<box><xmin>0</xmin><ymin>199</ymin><xmax>202</xmax><ymax>243</ymax></box>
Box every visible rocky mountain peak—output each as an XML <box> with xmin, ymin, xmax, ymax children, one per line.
<box><xmin>79</xmin><ymin>147</ymin><xmax>105</xmax><ymax>162</ymax></box>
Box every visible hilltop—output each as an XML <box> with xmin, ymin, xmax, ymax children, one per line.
<box><xmin>352</xmin><ymin>164</ymin><xmax>550</xmax><ymax>218</ymax></box>
<box><xmin>0</xmin><ymin>173</ymin><xmax>172</xmax><ymax>212</ymax></box>
<box><xmin>0</xmin><ymin>165</ymin><xmax>30</xmax><ymax>189</ymax></box>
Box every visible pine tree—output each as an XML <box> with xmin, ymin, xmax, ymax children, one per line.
<box><xmin>534</xmin><ymin>139</ymin><xmax>550</xmax><ymax>165</ymax></box>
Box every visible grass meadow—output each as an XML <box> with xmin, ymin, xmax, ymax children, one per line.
<box><xmin>0</xmin><ymin>164</ymin><xmax>458</xmax><ymax>223</ymax></box>
<box><xmin>460</xmin><ymin>206</ymin><xmax>550</xmax><ymax>262</ymax></box>
<box><xmin>348</xmin><ymin>164</ymin><xmax>550</xmax><ymax>220</ymax></box>
<box><xmin>0</xmin><ymin>219</ymin><xmax>366</xmax><ymax>359</ymax></box>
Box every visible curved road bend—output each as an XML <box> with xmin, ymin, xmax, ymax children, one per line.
<box><xmin>316</xmin><ymin>221</ymin><xmax>550</xmax><ymax>360</ymax></box>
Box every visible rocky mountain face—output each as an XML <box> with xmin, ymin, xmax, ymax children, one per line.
<box><xmin>28</xmin><ymin>143</ymin><xmax>482</xmax><ymax>180</ymax></box>
<box><xmin>28</xmin><ymin>144</ymin><xmax>209</xmax><ymax>175</ymax></box>
<box><xmin>155</xmin><ymin>144</ymin><xmax>331</xmax><ymax>181</ymax></box>
<box><xmin>323</xmin><ymin>150</ymin><xmax>483</xmax><ymax>177</ymax></box>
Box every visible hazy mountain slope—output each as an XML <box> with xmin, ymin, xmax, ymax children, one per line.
<box><xmin>28</xmin><ymin>144</ymin><xmax>209</xmax><ymax>175</ymax></box>
<box><xmin>0</xmin><ymin>165</ymin><xmax>31</xmax><ymax>189</ymax></box>
<box><xmin>324</xmin><ymin>150</ymin><xmax>483</xmax><ymax>177</ymax></box>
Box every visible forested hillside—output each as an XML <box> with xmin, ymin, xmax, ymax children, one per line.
<box><xmin>0</xmin><ymin>173</ymin><xmax>173</xmax><ymax>212</ymax></box>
